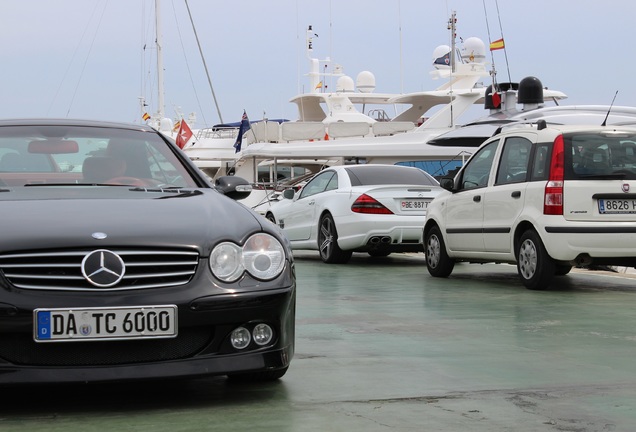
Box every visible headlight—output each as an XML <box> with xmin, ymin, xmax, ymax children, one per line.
<box><xmin>209</xmin><ymin>233</ymin><xmax>286</xmax><ymax>282</ymax></box>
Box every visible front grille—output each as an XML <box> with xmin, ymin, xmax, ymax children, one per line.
<box><xmin>0</xmin><ymin>248</ymin><xmax>199</xmax><ymax>291</ymax></box>
<box><xmin>0</xmin><ymin>327</ymin><xmax>214</xmax><ymax>366</ymax></box>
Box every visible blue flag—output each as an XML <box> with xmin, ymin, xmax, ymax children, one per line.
<box><xmin>433</xmin><ymin>51</ymin><xmax>450</xmax><ymax>66</ymax></box>
<box><xmin>233</xmin><ymin>110</ymin><xmax>250</xmax><ymax>153</ymax></box>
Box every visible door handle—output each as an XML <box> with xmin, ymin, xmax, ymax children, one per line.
<box><xmin>309</xmin><ymin>200</ymin><xmax>315</xmax><ymax>206</ymax></box>
<box><xmin>511</xmin><ymin>191</ymin><xmax>521</xmax><ymax>198</ymax></box>
<box><xmin>473</xmin><ymin>195</ymin><xmax>481</xmax><ymax>203</ymax></box>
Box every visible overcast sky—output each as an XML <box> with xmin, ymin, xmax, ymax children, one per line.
<box><xmin>1</xmin><ymin>0</ymin><xmax>633</xmax><ymax>128</ymax></box>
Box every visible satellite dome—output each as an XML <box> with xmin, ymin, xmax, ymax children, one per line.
<box><xmin>432</xmin><ymin>44</ymin><xmax>451</xmax><ymax>68</ymax></box>
<box><xmin>460</xmin><ymin>37</ymin><xmax>486</xmax><ymax>63</ymax></box>
<box><xmin>336</xmin><ymin>75</ymin><xmax>355</xmax><ymax>92</ymax></box>
<box><xmin>356</xmin><ymin>71</ymin><xmax>376</xmax><ymax>93</ymax></box>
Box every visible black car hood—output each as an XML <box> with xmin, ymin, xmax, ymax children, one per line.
<box><xmin>0</xmin><ymin>187</ymin><xmax>264</xmax><ymax>254</ymax></box>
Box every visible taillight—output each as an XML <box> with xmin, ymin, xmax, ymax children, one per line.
<box><xmin>351</xmin><ymin>194</ymin><xmax>393</xmax><ymax>214</ymax></box>
<box><xmin>544</xmin><ymin>135</ymin><xmax>564</xmax><ymax>215</ymax></box>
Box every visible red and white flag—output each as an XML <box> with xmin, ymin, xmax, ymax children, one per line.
<box><xmin>175</xmin><ymin>119</ymin><xmax>193</xmax><ymax>149</ymax></box>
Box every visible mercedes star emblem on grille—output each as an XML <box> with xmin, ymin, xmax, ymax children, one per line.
<box><xmin>81</xmin><ymin>249</ymin><xmax>126</xmax><ymax>287</ymax></box>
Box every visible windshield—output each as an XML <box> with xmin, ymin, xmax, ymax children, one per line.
<box><xmin>0</xmin><ymin>125</ymin><xmax>199</xmax><ymax>188</ymax></box>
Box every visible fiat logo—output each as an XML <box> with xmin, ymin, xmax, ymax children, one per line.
<box><xmin>622</xmin><ymin>183</ymin><xmax>630</xmax><ymax>193</ymax></box>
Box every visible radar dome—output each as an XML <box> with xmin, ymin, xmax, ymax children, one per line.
<box><xmin>460</xmin><ymin>37</ymin><xmax>486</xmax><ymax>63</ymax></box>
<box><xmin>336</xmin><ymin>75</ymin><xmax>355</xmax><ymax>92</ymax></box>
<box><xmin>432</xmin><ymin>44</ymin><xmax>451</xmax><ymax>68</ymax></box>
<box><xmin>518</xmin><ymin>76</ymin><xmax>544</xmax><ymax>104</ymax></box>
<box><xmin>356</xmin><ymin>71</ymin><xmax>376</xmax><ymax>93</ymax></box>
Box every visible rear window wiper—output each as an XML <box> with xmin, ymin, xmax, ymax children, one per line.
<box><xmin>577</xmin><ymin>173</ymin><xmax>628</xmax><ymax>180</ymax></box>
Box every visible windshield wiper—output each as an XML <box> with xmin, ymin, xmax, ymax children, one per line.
<box><xmin>578</xmin><ymin>173</ymin><xmax>629</xmax><ymax>180</ymax></box>
<box><xmin>23</xmin><ymin>183</ymin><xmax>135</xmax><ymax>187</ymax></box>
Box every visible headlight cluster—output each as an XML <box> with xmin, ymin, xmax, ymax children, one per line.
<box><xmin>209</xmin><ymin>233</ymin><xmax>286</xmax><ymax>282</ymax></box>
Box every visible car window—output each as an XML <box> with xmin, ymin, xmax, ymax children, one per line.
<box><xmin>495</xmin><ymin>137</ymin><xmax>532</xmax><ymax>185</ymax></box>
<box><xmin>530</xmin><ymin>142</ymin><xmax>551</xmax><ymax>181</ymax></box>
<box><xmin>459</xmin><ymin>139</ymin><xmax>499</xmax><ymax>190</ymax></box>
<box><xmin>567</xmin><ymin>132</ymin><xmax>636</xmax><ymax>179</ymax></box>
<box><xmin>345</xmin><ymin>165</ymin><xmax>439</xmax><ymax>186</ymax></box>
<box><xmin>299</xmin><ymin>170</ymin><xmax>336</xmax><ymax>199</ymax></box>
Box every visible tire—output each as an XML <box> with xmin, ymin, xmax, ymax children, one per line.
<box><xmin>425</xmin><ymin>225</ymin><xmax>454</xmax><ymax>277</ymax></box>
<box><xmin>555</xmin><ymin>265</ymin><xmax>572</xmax><ymax>276</ymax></box>
<box><xmin>227</xmin><ymin>367</ymin><xmax>289</xmax><ymax>383</ymax></box>
<box><xmin>517</xmin><ymin>230</ymin><xmax>556</xmax><ymax>290</ymax></box>
<box><xmin>318</xmin><ymin>213</ymin><xmax>352</xmax><ymax>264</ymax></box>
<box><xmin>265</xmin><ymin>213</ymin><xmax>276</xmax><ymax>224</ymax></box>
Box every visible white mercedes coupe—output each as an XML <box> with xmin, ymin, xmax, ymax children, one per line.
<box><xmin>265</xmin><ymin>164</ymin><xmax>443</xmax><ymax>263</ymax></box>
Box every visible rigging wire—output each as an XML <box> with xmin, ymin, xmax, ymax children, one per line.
<box><xmin>494</xmin><ymin>0</ymin><xmax>512</xmax><ymax>83</ymax></box>
<box><xmin>65</xmin><ymin>0</ymin><xmax>108</xmax><ymax>118</ymax></box>
<box><xmin>171</xmin><ymin>0</ymin><xmax>208</xmax><ymax>126</ymax></box>
<box><xmin>47</xmin><ymin>0</ymin><xmax>103</xmax><ymax>116</ymax></box>
<box><xmin>184</xmin><ymin>0</ymin><xmax>224</xmax><ymax>124</ymax></box>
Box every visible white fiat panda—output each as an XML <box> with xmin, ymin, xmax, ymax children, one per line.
<box><xmin>423</xmin><ymin>121</ymin><xmax>636</xmax><ymax>289</ymax></box>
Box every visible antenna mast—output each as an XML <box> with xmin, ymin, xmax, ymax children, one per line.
<box><xmin>155</xmin><ymin>0</ymin><xmax>164</xmax><ymax>121</ymax></box>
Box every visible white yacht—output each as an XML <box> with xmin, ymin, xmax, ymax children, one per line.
<box><xmin>184</xmin><ymin>14</ymin><xmax>568</xmax><ymax>212</ymax></box>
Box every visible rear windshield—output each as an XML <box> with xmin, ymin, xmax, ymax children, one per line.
<box><xmin>564</xmin><ymin>132</ymin><xmax>636</xmax><ymax>180</ymax></box>
<box><xmin>345</xmin><ymin>166</ymin><xmax>439</xmax><ymax>186</ymax></box>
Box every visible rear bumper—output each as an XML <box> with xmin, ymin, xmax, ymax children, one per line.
<box><xmin>543</xmin><ymin>224</ymin><xmax>636</xmax><ymax>264</ymax></box>
<box><xmin>337</xmin><ymin>215</ymin><xmax>425</xmax><ymax>251</ymax></box>
<box><xmin>339</xmin><ymin>226</ymin><xmax>424</xmax><ymax>252</ymax></box>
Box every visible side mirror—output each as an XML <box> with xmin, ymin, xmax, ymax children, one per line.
<box><xmin>215</xmin><ymin>176</ymin><xmax>252</xmax><ymax>200</ymax></box>
<box><xmin>282</xmin><ymin>188</ymin><xmax>295</xmax><ymax>200</ymax></box>
<box><xmin>440</xmin><ymin>177</ymin><xmax>455</xmax><ymax>191</ymax></box>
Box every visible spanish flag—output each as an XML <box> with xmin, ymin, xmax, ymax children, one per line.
<box><xmin>142</xmin><ymin>112</ymin><xmax>151</xmax><ymax>121</ymax></box>
<box><xmin>315</xmin><ymin>81</ymin><xmax>323</xmax><ymax>90</ymax></box>
<box><xmin>489</xmin><ymin>38</ymin><xmax>505</xmax><ymax>51</ymax></box>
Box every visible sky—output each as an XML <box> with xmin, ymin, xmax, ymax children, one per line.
<box><xmin>1</xmin><ymin>0</ymin><xmax>635</xmax><ymax>129</ymax></box>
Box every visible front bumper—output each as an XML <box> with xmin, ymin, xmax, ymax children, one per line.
<box><xmin>0</xmin><ymin>281</ymin><xmax>296</xmax><ymax>385</ymax></box>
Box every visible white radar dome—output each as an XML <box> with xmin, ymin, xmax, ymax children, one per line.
<box><xmin>356</xmin><ymin>71</ymin><xmax>376</xmax><ymax>93</ymax></box>
<box><xmin>336</xmin><ymin>75</ymin><xmax>355</xmax><ymax>92</ymax></box>
<box><xmin>432</xmin><ymin>44</ymin><xmax>451</xmax><ymax>68</ymax></box>
<box><xmin>460</xmin><ymin>37</ymin><xmax>486</xmax><ymax>63</ymax></box>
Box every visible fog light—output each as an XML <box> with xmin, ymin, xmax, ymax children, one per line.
<box><xmin>230</xmin><ymin>327</ymin><xmax>251</xmax><ymax>350</ymax></box>
<box><xmin>252</xmin><ymin>323</ymin><xmax>274</xmax><ymax>346</ymax></box>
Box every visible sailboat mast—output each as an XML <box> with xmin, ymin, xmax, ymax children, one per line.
<box><xmin>155</xmin><ymin>0</ymin><xmax>165</xmax><ymax>120</ymax></box>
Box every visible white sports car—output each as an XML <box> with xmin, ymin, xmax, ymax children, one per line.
<box><xmin>266</xmin><ymin>164</ymin><xmax>443</xmax><ymax>263</ymax></box>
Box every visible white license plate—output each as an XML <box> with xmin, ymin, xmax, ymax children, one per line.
<box><xmin>598</xmin><ymin>199</ymin><xmax>636</xmax><ymax>214</ymax></box>
<box><xmin>400</xmin><ymin>199</ymin><xmax>431</xmax><ymax>211</ymax></box>
<box><xmin>34</xmin><ymin>305</ymin><xmax>178</xmax><ymax>342</ymax></box>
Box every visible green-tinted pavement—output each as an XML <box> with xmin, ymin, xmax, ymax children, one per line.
<box><xmin>1</xmin><ymin>252</ymin><xmax>635</xmax><ymax>431</ymax></box>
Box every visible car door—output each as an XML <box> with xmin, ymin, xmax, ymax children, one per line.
<box><xmin>482</xmin><ymin>134</ymin><xmax>535</xmax><ymax>253</ymax></box>
<box><xmin>444</xmin><ymin>140</ymin><xmax>500</xmax><ymax>252</ymax></box>
<box><xmin>283</xmin><ymin>170</ymin><xmax>337</xmax><ymax>241</ymax></box>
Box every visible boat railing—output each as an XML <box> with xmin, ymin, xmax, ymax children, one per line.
<box><xmin>196</xmin><ymin>127</ymin><xmax>238</xmax><ymax>140</ymax></box>
<box><xmin>244</xmin><ymin>120</ymin><xmax>416</xmax><ymax>144</ymax></box>
<box><xmin>371</xmin><ymin>122</ymin><xmax>415</xmax><ymax>136</ymax></box>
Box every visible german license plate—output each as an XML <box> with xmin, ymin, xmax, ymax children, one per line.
<box><xmin>400</xmin><ymin>199</ymin><xmax>431</xmax><ymax>211</ymax></box>
<box><xmin>598</xmin><ymin>199</ymin><xmax>636</xmax><ymax>214</ymax></box>
<box><xmin>34</xmin><ymin>305</ymin><xmax>177</xmax><ymax>342</ymax></box>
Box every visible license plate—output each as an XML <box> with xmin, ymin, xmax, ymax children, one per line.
<box><xmin>598</xmin><ymin>199</ymin><xmax>636</xmax><ymax>214</ymax></box>
<box><xmin>34</xmin><ymin>305</ymin><xmax>177</xmax><ymax>342</ymax></box>
<box><xmin>400</xmin><ymin>199</ymin><xmax>431</xmax><ymax>211</ymax></box>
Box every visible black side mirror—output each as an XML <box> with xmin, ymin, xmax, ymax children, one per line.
<box><xmin>440</xmin><ymin>177</ymin><xmax>455</xmax><ymax>191</ymax></box>
<box><xmin>215</xmin><ymin>176</ymin><xmax>252</xmax><ymax>200</ymax></box>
